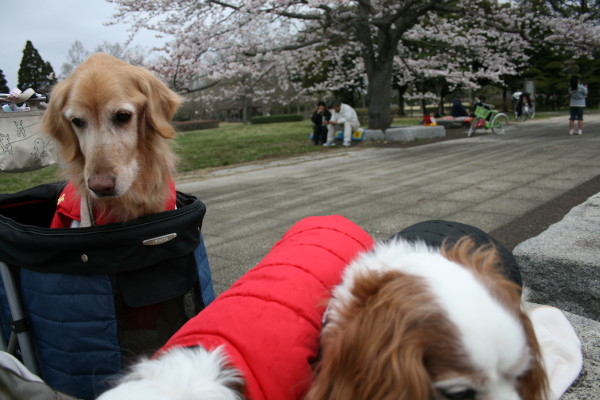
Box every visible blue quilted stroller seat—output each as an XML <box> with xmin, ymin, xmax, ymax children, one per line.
<box><xmin>0</xmin><ymin>182</ymin><xmax>215</xmax><ymax>399</ymax></box>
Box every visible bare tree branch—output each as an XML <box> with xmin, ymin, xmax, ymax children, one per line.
<box><xmin>177</xmin><ymin>79</ymin><xmax>222</xmax><ymax>94</ymax></box>
<box><xmin>243</xmin><ymin>37</ymin><xmax>322</xmax><ymax>56</ymax></box>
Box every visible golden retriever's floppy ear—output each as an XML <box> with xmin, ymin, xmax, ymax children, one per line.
<box><xmin>41</xmin><ymin>79</ymin><xmax>81</xmax><ymax>162</ymax></box>
<box><xmin>132</xmin><ymin>67</ymin><xmax>182</xmax><ymax>139</ymax></box>
<box><xmin>308</xmin><ymin>271</ymin><xmax>436</xmax><ymax>400</ymax></box>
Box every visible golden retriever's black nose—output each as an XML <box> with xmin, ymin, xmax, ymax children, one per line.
<box><xmin>88</xmin><ymin>175</ymin><xmax>116</xmax><ymax>197</ymax></box>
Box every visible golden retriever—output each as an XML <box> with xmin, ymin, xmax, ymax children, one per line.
<box><xmin>42</xmin><ymin>53</ymin><xmax>181</xmax><ymax>226</ymax></box>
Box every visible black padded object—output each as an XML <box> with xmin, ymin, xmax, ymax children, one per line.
<box><xmin>389</xmin><ymin>220</ymin><xmax>522</xmax><ymax>287</ymax></box>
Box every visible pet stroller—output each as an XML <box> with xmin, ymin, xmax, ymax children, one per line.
<box><xmin>0</xmin><ymin>182</ymin><xmax>215</xmax><ymax>399</ymax></box>
<box><xmin>0</xmin><ymin>93</ymin><xmax>215</xmax><ymax>399</ymax></box>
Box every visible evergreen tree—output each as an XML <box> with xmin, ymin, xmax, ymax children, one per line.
<box><xmin>0</xmin><ymin>69</ymin><xmax>9</xmax><ymax>93</ymax></box>
<box><xmin>17</xmin><ymin>40</ymin><xmax>57</xmax><ymax>92</ymax></box>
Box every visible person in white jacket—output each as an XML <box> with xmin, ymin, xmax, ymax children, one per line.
<box><xmin>324</xmin><ymin>100</ymin><xmax>360</xmax><ymax>147</ymax></box>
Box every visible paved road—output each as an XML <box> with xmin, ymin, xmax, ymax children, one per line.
<box><xmin>178</xmin><ymin>114</ymin><xmax>600</xmax><ymax>295</ymax></box>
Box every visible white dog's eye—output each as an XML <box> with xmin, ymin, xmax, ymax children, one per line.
<box><xmin>70</xmin><ymin>117</ymin><xmax>87</xmax><ymax>128</ymax></box>
<box><xmin>114</xmin><ymin>111</ymin><xmax>132</xmax><ymax>125</ymax></box>
<box><xmin>440</xmin><ymin>388</ymin><xmax>477</xmax><ymax>400</ymax></box>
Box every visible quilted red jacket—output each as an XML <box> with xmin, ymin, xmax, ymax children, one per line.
<box><xmin>159</xmin><ymin>215</ymin><xmax>374</xmax><ymax>400</ymax></box>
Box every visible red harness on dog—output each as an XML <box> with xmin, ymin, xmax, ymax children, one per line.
<box><xmin>50</xmin><ymin>180</ymin><xmax>176</xmax><ymax>228</ymax></box>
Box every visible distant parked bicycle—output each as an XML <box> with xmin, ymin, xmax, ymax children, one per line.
<box><xmin>467</xmin><ymin>104</ymin><xmax>509</xmax><ymax>137</ymax></box>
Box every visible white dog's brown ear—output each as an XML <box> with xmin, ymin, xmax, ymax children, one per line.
<box><xmin>518</xmin><ymin>312</ymin><xmax>549</xmax><ymax>400</ymax></box>
<box><xmin>134</xmin><ymin>68</ymin><xmax>182</xmax><ymax>139</ymax></box>
<box><xmin>308</xmin><ymin>271</ymin><xmax>433</xmax><ymax>400</ymax></box>
<box><xmin>41</xmin><ymin>80</ymin><xmax>81</xmax><ymax>162</ymax></box>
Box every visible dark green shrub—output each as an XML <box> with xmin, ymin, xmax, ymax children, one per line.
<box><xmin>173</xmin><ymin>119</ymin><xmax>220</xmax><ymax>132</ymax></box>
<box><xmin>250</xmin><ymin>114</ymin><xmax>303</xmax><ymax>124</ymax></box>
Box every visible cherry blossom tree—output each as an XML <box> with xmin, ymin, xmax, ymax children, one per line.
<box><xmin>61</xmin><ymin>40</ymin><xmax>150</xmax><ymax>79</ymax></box>
<box><xmin>523</xmin><ymin>0</ymin><xmax>600</xmax><ymax>19</ymax></box>
<box><xmin>515</xmin><ymin>0</ymin><xmax>600</xmax><ymax>109</ymax></box>
<box><xmin>107</xmin><ymin>0</ymin><xmax>600</xmax><ymax>129</ymax></box>
<box><xmin>391</xmin><ymin>10</ymin><xmax>532</xmax><ymax>114</ymax></box>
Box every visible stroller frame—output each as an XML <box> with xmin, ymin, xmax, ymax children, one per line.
<box><xmin>0</xmin><ymin>261</ymin><xmax>39</xmax><ymax>374</ymax></box>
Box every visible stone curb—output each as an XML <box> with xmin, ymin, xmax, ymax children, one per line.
<box><xmin>515</xmin><ymin>194</ymin><xmax>600</xmax><ymax>399</ymax></box>
<box><xmin>363</xmin><ymin>125</ymin><xmax>445</xmax><ymax>141</ymax></box>
<box><xmin>514</xmin><ymin>193</ymin><xmax>600</xmax><ymax>320</ymax></box>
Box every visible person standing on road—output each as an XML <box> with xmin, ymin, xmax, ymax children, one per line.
<box><xmin>324</xmin><ymin>100</ymin><xmax>360</xmax><ymax>147</ymax></box>
<box><xmin>568</xmin><ymin>75</ymin><xmax>588</xmax><ymax>135</ymax></box>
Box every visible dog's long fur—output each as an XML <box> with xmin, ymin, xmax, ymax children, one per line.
<box><xmin>42</xmin><ymin>53</ymin><xmax>181</xmax><ymax>224</ymax></box>
<box><xmin>307</xmin><ymin>238</ymin><xmax>548</xmax><ymax>400</ymax></box>
<box><xmin>97</xmin><ymin>347</ymin><xmax>245</xmax><ymax>400</ymax></box>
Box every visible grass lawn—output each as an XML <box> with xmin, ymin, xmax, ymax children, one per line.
<box><xmin>1</xmin><ymin>165</ymin><xmax>62</xmax><ymax>194</ymax></box>
<box><xmin>0</xmin><ymin>110</ymin><xmax>590</xmax><ymax>193</ymax></box>
<box><xmin>176</xmin><ymin>120</ymin><xmax>322</xmax><ymax>172</ymax></box>
<box><xmin>176</xmin><ymin>116</ymin><xmax>423</xmax><ymax>172</ymax></box>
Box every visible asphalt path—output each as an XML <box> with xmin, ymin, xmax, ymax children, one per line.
<box><xmin>178</xmin><ymin>113</ymin><xmax>600</xmax><ymax>295</ymax></box>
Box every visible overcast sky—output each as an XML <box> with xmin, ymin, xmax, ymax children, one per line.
<box><xmin>1</xmin><ymin>0</ymin><xmax>165</xmax><ymax>90</ymax></box>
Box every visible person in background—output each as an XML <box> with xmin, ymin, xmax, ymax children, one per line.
<box><xmin>311</xmin><ymin>101</ymin><xmax>331</xmax><ymax>145</ymax></box>
<box><xmin>450</xmin><ymin>96</ymin><xmax>468</xmax><ymax>117</ymax></box>
<box><xmin>324</xmin><ymin>100</ymin><xmax>360</xmax><ymax>147</ymax></box>
<box><xmin>515</xmin><ymin>92</ymin><xmax>533</xmax><ymax>118</ymax></box>
<box><xmin>568</xmin><ymin>75</ymin><xmax>588</xmax><ymax>135</ymax></box>
<box><xmin>422</xmin><ymin>112</ymin><xmax>437</xmax><ymax>126</ymax></box>
<box><xmin>473</xmin><ymin>95</ymin><xmax>487</xmax><ymax>109</ymax></box>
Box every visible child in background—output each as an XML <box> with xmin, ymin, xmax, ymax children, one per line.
<box><xmin>311</xmin><ymin>101</ymin><xmax>331</xmax><ymax>145</ymax></box>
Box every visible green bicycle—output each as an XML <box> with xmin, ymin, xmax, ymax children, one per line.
<box><xmin>467</xmin><ymin>104</ymin><xmax>510</xmax><ymax>137</ymax></box>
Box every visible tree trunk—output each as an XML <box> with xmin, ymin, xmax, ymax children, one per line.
<box><xmin>396</xmin><ymin>85</ymin><xmax>407</xmax><ymax>116</ymax></box>
<box><xmin>242</xmin><ymin>96</ymin><xmax>248</xmax><ymax>124</ymax></box>
<box><xmin>502</xmin><ymin>86</ymin><xmax>508</xmax><ymax>112</ymax></box>
<box><xmin>366</xmin><ymin>60</ymin><xmax>393</xmax><ymax>130</ymax></box>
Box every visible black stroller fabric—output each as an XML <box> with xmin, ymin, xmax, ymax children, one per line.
<box><xmin>0</xmin><ymin>182</ymin><xmax>215</xmax><ymax>399</ymax></box>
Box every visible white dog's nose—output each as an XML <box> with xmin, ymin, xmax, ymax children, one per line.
<box><xmin>88</xmin><ymin>174</ymin><xmax>116</xmax><ymax>197</ymax></box>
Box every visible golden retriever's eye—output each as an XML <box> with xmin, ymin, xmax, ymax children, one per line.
<box><xmin>114</xmin><ymin>111</ymin><xmax>132</xmax><ymax>125</ymax></box>
<box><xmin>71</xmin><ymin>118</ymin><xmax>86</xmax><ymax>128</ymax></box>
